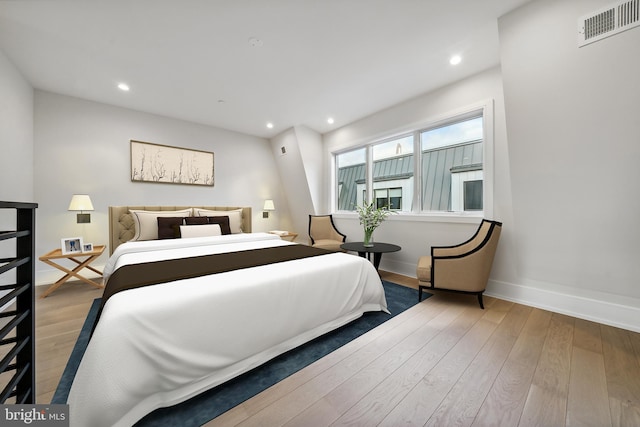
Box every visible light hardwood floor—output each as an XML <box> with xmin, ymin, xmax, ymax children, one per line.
<box><xmin>35</xmin><ymin>273</ymin><xmax>640</xmax><ymax>426</ymax></box>
<box><xmin>35</xmin><ymin>281</ymin><xmax>103</xmax><ymax>404</ymax></box>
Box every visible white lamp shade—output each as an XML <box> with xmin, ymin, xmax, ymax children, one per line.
<box><xmin>68</xmin><ymin>194</ymin><xmax>94</xmax><ymax>211</ymax></box>
<box><xmin>263</xmin><ymin>199</ymin><xmax>275</xmax><ymax>211</ymax></box>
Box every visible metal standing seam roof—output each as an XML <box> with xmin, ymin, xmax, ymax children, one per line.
<box><xmin>337</xmin><ymin>141</ymin><xmax>482</xmax><ymax>211</ymax></box>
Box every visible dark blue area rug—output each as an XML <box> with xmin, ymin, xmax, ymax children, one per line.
<box><xmin>53</xmin><ymin>280</ymin><xmax>424</xmax><ymax>426</ymax></box>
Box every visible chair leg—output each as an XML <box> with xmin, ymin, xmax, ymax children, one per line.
<box><xmin>477</xmin><ymin>293</ymin><xmax>484</xmax><ymax>309</ymax></box>
<box><xmin>418</xmin><ymin>286</ymin><xmax>423</xmax><ymax>302</ymax></box>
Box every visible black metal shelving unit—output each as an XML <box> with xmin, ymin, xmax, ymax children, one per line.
<box><xmin>0</xmin><ymin>201</ymin><xmax>38</xmax><ymax>403</ymax></box>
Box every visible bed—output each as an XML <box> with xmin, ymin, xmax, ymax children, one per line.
<box><xmin>67</xmin><ymin>205</ymin><xmax>387</xmax><ymax>427</ymax></box>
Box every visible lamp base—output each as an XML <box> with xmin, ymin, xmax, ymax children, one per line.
<box><xmin>263</xmin><ymin>212</ymin><xmax>269</xmax><ymax>219</ymax></box>
<box><xmin>76</xmin><ymin>213</ymin><xmax>91</xmax><ymax>223</ymax></box>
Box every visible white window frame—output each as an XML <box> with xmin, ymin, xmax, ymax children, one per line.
<box><xmin>331</xmin><ymin>99</ymin><xmax>494</xmax><ymax>223</ymax></box>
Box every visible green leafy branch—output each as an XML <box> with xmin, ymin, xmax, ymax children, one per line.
<box><xmin>355</xmin><ymin>201</ymin><xmax>396</xmax><ymax>233</ymax></box>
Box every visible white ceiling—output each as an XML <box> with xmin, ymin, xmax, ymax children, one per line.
<box><xmin>0</xmin><ymin>0</ymin><xmax>531</xmax><ymax>139</ymax></box>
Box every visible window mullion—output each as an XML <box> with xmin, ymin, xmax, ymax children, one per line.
<box><xmin>413</xmin><ymin>130</ymin><xmax>421</xmax><ymax>214</ymax></box>
<box><xmin>365</xmin><ymin>145</ymin><xmax>373</xmax><ymax>205</ymax></box>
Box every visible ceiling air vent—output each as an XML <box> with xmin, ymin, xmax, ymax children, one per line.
<box><xmin>578</xmin><ymin>0</ymin><xmax>640</xmax><ymax>46</ymax></box>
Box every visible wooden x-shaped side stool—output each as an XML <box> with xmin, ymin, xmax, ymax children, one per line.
<box><xmin>39</xmin><ymin>244</ymin><xmax>106</xmax><ymax>298</ymax></box>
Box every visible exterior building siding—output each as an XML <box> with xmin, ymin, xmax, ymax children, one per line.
<box><xmin>337</xmin><ymin>141</ymin><xmax>481</xmax><ymax>211</ymax></box>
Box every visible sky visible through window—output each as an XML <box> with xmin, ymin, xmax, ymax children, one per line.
<box><xmin>373</xmin><ymin>135</ymin><xmax>413</xmax><ymax>161</ymax></box>
<box><xmin>336</xmin><ymin>116</ymin><xmax>482</xmax><ymax>167</ymax></box>
<box><xmin>421</xmin><ymin>116</ymin><xmax>483</xmax><ymax>150</ymax></box>
<box><xmin>336</xmin><ymin>147</ymin><xmax>365</xmax><ymax>168</ymax></box>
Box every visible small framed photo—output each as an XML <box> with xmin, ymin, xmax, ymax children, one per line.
<box><xmin>82</xmin><ymin>243</ymin><xmax>94</xmax><ymax>253</ymax></box>
<box><xmin>61</xmin><ymin>237</ymin><xmax>84</xmax><ymax>255</ymax></box>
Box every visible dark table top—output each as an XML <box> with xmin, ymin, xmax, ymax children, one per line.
<box><xmin>340</xmin><ymin>242</ymin><xmax>401</xmax><ymax>253</ymax></box>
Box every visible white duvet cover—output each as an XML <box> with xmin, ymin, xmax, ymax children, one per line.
<box><xmin>67</xmin><ymin>233</ymin><xmax>387</xmax><ymax>427</ymax></box>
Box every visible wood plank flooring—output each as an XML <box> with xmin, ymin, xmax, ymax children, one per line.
<box><xmin>35</xmin><ymin>281</ymin><xmax>103</xmax><ymax>404</ymax></box>
<box><xmin>32</xmin><ymin>272</ymin><xmax>640</xmax><ymax>426</ymax></box>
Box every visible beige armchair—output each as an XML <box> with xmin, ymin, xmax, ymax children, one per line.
<box><xmin>308</xmin><ymin>215</ymin><xmax>347</xmax><ymax>251</ymax></box>
<box><xmin>416</xmin><ymin>219</ymin><xmax>502</xmax><ymax>308</ymax></box>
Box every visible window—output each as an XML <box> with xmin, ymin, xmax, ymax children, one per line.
<box><xmin>375</xmin><ymin>187</ymin><xmax>402</xmax><ymax>210</ymax></box>
<box><xmin>334</xmin><ymin>103</ymin><xmax>491</xmax><ymax>217</ymax></box>
<box><xmin>336</xmin><ymin>136</ymin><xmax>413</xmax><ymax>212</ymax></box>
<box><xmin>464</xmin><ymin>180</ymin><xmax>483</xmax><ymax>211</ymax></box>
<box><xmin>420</xmin><ymin>116</ymin><xmax>483</xmax><ymax>212</ymax></box>
<box><xmin>389</xmin><ymin>188</ymin><xmax>402</xmax><ymax>210</ymax></box>
<box><xmin>372</xmin><ymin>136</ymin><xmax>413</xmax><ymax>212</ymax></box>
<box><xmin>336</xmin><ymin>148</ymin><xmax>365</xmax><ymax>211</ymax></box>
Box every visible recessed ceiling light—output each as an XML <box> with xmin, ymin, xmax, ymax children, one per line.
<box><xmin>117</xmin><ymin>83</ymin><xmax>130</xmax><ymax>91</ymax></box>
<box><xmin>449</xmin><ymin>55</ymin><xmax>462</xmax><ymax>66</ymax></box>
<box><xmin>266</xmin><ymin>122</ymin><xmax>274</xmax><ymax>129</ymax></box>
<box><xmin>327</xmin><ymin>117</ymin><xmax>334</xmax><ymax>124</ymax></box>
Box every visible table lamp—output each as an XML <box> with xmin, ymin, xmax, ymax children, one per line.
<box><xmin>68</xmin><ymin>194</ymin><xmax>94</xmax><ymax>223</ymax></box>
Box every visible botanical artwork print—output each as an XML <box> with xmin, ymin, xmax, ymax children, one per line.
<box><xmin>130</xmin><ymin>140</ymin><xmax>214</xmax><ymax>186</ymax></box>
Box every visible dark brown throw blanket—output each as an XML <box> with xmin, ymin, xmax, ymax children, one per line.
<box><xmin>98</xmin><ymin>244</ymin><xmax>333</xmax><ymax>318</ymax></box>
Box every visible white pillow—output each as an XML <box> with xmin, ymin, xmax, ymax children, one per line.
<box><xmin>179</xmin><ymin>224</ymin><xmax>222</xmax><ymax>238</ymax></box>
<box><xmin>194</xmin><ymin>208</ymin><xmax>243</xmax><ymax>234</ymax></box>
<box><xmin>130</xmin><ymin>209</ymin><xmax>192</xmax><ymax>241</ymax></box>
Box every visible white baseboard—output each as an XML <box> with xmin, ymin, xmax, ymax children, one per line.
<box><xmin>378</xmin><ymin>262</ymin><xmax>640</xmax><ymax>333</ymax></box>
<box><xmin>486</xmin><ymin>279</ymin><xmax>640</xmax><ymax>333</ymax></box>
<box><xmin>379</xmin><ymin>259</ymin><xmax>416</xmax><ymax>278</ymax></box>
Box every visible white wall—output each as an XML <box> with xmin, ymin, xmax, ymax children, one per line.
<box><xmin>34</xmin><ymin>91</ymin><xmax>287</xmax><ymax>283</ymax></box>
<box><xmin>295</xmin><ymin>126</ymin><xmax>325</xmax><ymax>213</ymax></box>
<box><xmin>324</xmin><ymin>66</ymin><xmax>518</xmax><ymax>286</ymax></box>
<box><xmin>496</xmin><ymin>0</ymin><xmax>640</xmax><ymax>330</ymax></box>
<box><xmin>0</xmin><ymin>50</ymin><xmax>33</xmax><ymax>202</ymax></box>
<box><xmin>269</xmin><ymin>127</ymin><xmax>317</xmax><ymax>241</ymax></box>
<box><xmin>0</xmin><ymin>49</ymin><xmax>34</xmax><ymax>297</ymax></box>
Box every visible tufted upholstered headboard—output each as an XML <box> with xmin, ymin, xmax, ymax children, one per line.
<box><xmin>108</xmin><ymin>206</ymin><xmax>252</xmax><ymax>255</ymax></box>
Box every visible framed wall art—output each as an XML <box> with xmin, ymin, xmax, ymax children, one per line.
<box><xmin>130</xmin><ymin>140</ymin><xmax>215</xmax><ymax>186</ymax></box>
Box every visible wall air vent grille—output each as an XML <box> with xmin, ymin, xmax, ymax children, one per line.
<box><xmin>578</xmin><ymin>0</ymin><xmax>640</xmax><ymax>46</ymax></box>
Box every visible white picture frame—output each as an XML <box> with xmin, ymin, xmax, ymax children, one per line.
<box><xmin>82</xmin><ymin>243</ymin><xmax>94</xmax><ymax>253</ymax></box>
<box><xmin>61</xmin><ymin>237</ymin><xmax>84</xmax><ymax>255</ymax></box>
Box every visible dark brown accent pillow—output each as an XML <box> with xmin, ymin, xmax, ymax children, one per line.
<box><xmin>157</xmin><ymin>217</ymin><xmax>185</xmax><ymax>239</ymax></box>
<box><xmin>184</xmin><ymin>217</ymin><xmax>208</xmax><ymax>225</ymax></box>
<box><xmin>207</xmin><ymin>216</ymin><xmax>231</xmax><ymax>235</ymax></box>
